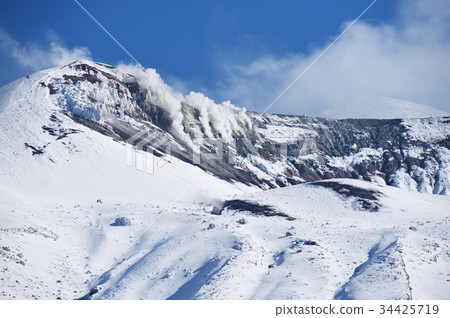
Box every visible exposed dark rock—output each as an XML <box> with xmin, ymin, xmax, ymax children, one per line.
<box><xmin>304</xmin><ymin>240</ymin><xmax>319</xmax><ymax>246</ymax></box>
<box><xmin>222</xmin><ymin>199</ymin><xmax>295</xmax><ymax>221</ymax></box>
<box><xmin>42</xmin><ymin>125</ymin><xmax>80</xmax><ymax>140</ymax></box>
<box><xmin>49</xmin><ymin>114</ymin><xmax>61</xmax><ymax>123</ymax></box>
<box><xmin>291</xmin><ymin>239</ymin><xmax>319</xmax><ymax>249</ymax></box>
<box><xmin>89</xmin><ymin>287</ymin><xmax>98</xmax><ymax>296</ymax></box>
<box><xmin>47</xmin><ymin>83</ymin><xmax>57</xmax><ymax>94</ymax></box>
<box><xmin>310</xmin><ymin>181</ymin><xmax>382</xmax><ymax>212</ymax></box>
<box><xmin>110</xmin><ymin>217</ymin><xmax>131</xmax><ymax>227</ymax></box>
<box><xmin>46</xmin><ymin>62</ymin><xmax>450</xmax><ymax>194</ymax></box>
<box><xmin>237</xmin><ymin>218</ymin><xmax>247</xmax><ymax>225</ymax></box>
<box><xmin>207</xmin><ymin>223</ymin><xmax>216</xmax><ymax>230</ymax></box>
<box><xmin>24</xmin><ymin>143</ymin><xmax>45</xmax><ymax>155</ymax></box>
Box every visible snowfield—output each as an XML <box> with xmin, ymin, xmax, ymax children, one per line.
<box><xmin>1</xmin><ymin>61</ymin><xmax>449</xmax><ymax>300</ymax></box>
<box><xmin>2</xmin><ymin>176</ymin><xmax>449</xmax><ymax>300</ymax></box>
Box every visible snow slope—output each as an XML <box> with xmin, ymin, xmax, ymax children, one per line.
<box><xmin>0</xmin><ymin>67</ymin><xmax>251</xmax><ymax>203</ymax></box>
<box><xmin>2</xmin><ymin>175</ymin><xmax>449</xmax><ymax>299</ymax></box>
<box><xmin>0</xmin><ymin>65</ymin><xmax>254</xmax><ymax>299</ymax></box>
<box><xmin>5</xmin><ymin>61</ymin><xmax>450</xmax><ymax>194</ymax></box>
<box><xmin>1</xmin><ymin>63</ymin><xmax>449</xmax><ymax>300</ymax></box>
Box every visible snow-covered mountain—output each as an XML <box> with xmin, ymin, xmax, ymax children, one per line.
<box><xmin>5</xmin><ymin>60</ymin><xmax>448</xmax><ymax>194</ymax></box>
<box><xmin>323</xmin><ymin>95</ymin><xmax>450</xmax><ymax>120</ymax></box>
<box><xmin>0</xmin><ymin>61</ymin><xmax>449</xmax><ymax>300</ymax></box>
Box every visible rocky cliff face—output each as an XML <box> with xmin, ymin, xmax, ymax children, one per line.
<box><xmin>244</xmin><ymin>114</ymin><xmax>450</xmax><ymax>194</ymax></box>
<box><xmin>40</xmin><ymin>61</ymin><xmax>450</xmax><ymax>194</ymax></box>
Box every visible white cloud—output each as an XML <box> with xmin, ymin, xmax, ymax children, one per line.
<box><xmin>216</xmin><ymin>0</ymin><xmax>450</xmax><ymax>117</ymax></box>
<box><xmin>0</xmin><ymin>29</ymin><xmax>91</xmax><ymax>71</ymax></box>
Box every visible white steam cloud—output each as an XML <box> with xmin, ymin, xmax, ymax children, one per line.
<box><xmin>116</xmin><ymin>62</ymin><xmax>191</xmax><ymax>143</ymax></box>
<box><xmin>216</xmin><ymin>0</ymin><xmax>450</xmax><ymax>117</ymax></box>
<box><xmin>185</xmin><ymin>91</ymin><xmax>250</xmax><ymax>141</ymax></box>
<box><xmin>116</xmin><ymin>63</ymin><xmax>249</xmax><ymax>143</ymax></box>
<box><xmin>0</xmin><ymin>29</ymin><xmax>91</xmax><ymax>71</ymax></box>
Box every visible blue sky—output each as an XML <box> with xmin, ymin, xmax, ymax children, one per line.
<box><xmin>1</xmin><ymin>0</ymin><xmax>449</xmax><ymax>115</ymax></box>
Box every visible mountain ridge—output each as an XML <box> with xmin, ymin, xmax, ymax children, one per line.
<box><xmin>1</xmin><ymin>60</ymin><xmax>450</xmax><ymax>300</ymax></box>
<box><xmin>1</xmin><ymin>60</ymin><xmax>450</xmax><ymax>195</ymax></box>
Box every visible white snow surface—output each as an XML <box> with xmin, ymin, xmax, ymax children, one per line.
<box><xmin>259</xmin><ymin>124</ymin><xmax>318</xmax><ymax>143</ymax></box>
<box><xmin>403</xmin><ymin>117</ymin><xmax>450</xmax><ymax>143</ymax></box>
<box><xmin>327</xmin><ymin>148</ymin><xmax>385</xmax><ymax>173</ymax></box>
<box><xmin>0</xmin><ymin>66</ymin><xmax>449</xmax><ymax>300</ymax></box>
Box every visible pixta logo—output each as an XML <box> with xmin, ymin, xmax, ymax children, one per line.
<box><xmin>125</xmin><ymin>128</ymin><xmax>172</xmax><ymax>175</ymax></box>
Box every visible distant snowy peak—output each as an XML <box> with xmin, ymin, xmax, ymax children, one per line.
<box><xmin>322</xmin><ymin>95</ymin><xmax>450</xmax><ymax>119</ymax></box>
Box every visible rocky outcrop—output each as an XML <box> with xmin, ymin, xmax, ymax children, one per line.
<box><xmin>44</xmin><ymin>61</ymin><xmax>450</xmax><ymax>194</ymax></box>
